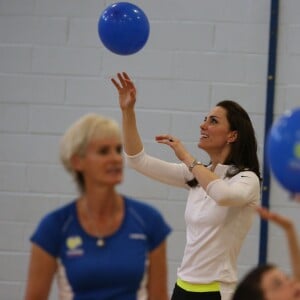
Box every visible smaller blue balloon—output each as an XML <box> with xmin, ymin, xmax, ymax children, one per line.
<box><xmin>98</xmin><ymin>2</ymin><xmax>150</xmax><ymax>55</ymax></box>
<box><xmin>266</xmin><ymin>107</ymin><xmax>300</xmax><ymax>193</ymax></box>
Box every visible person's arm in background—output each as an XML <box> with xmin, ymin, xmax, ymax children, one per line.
<box><xmin>256</xmin><ymin>206</ymin><xmax>300</xmax><ymax>281</ymax></box>
<box><xmin>148</xmin><ymin>241</ymin><xmax>169</xmax><ymax>300</ymax></box>
<box><xmin>111</xmin><ymin>72</ymin><xmax>143</xmax><ymax>156</ymax></box>
<box><xmin>24</xmin><ymin>244</ymin><xmax>57</xmax><ymax>300</ymax></box>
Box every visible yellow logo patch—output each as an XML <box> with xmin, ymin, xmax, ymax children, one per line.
<box><xmin>294</xmin><ymin>142</ymin><xmax>300</xmax><ymax>159</ymax></box>
<box><xmin>66</xmin><ymin>236</ymin><xmax>82</xmax><ymax>249</ymax></box>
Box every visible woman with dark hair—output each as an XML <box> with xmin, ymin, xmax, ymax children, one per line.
<box><xmin>233</xmin><ymin>264</ymin><xmax>300</xmax><ymax>300</ymax></box>
<box><xmin>232</xmin><ymin>264</ymin><xmax>275</xmax><ymax>300</ymax></box>
<box><xmin>112</xmin><ymin>72</ymin><xmax>261</xmax><ymax>300</ymax></box>
<box><xmin>216</xmin><ymin>100</ymin><xmax>260</xmax><ymax>178</ymax></box>
<box><xmin>232</xmin><ymin>206</ymin><xmax>300</xmax><ymax>300</ymax></box>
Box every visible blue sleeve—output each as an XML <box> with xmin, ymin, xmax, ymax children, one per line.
<box><xmin>30</xmin><ymin>211</ymin><xmax>62</xmax><ymax>257</ymax></box>
<box><xmin>144</xmin><ymin>205</ymin><xmax>172</xmax><ymax>252</ymax></box>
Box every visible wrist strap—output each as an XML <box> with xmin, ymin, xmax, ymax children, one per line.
<box><xmin>188</xmin><ymin>159</ymin><xmax>202</xmax><ymax>172</ymax></box>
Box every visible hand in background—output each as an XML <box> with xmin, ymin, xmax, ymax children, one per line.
<box><xmin>111</xmin><ymin>72</ymin><xmax>136</xmax><ymax>110</ymax></box>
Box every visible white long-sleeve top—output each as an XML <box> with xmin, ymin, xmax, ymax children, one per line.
<box><xmin>125</xmin><ymin>149</ymin><xmax>260</xmax><ymax>285</ymax></box>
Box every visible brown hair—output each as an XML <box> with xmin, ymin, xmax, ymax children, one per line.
<box><xmin>232</xmin><ymin>264</ymin><xmax>276</xmax><ymax>300</ymax></box>
<box><xmin>217</xmin><ymin>100</ymin><xmax>261</xmax><ymax>179</ymax></box>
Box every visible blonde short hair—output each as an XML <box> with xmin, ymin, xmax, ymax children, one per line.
<box><xmin>60</xmin><ymin>113</ymin><xmax>121</xmax><ymax>188</ymax></box>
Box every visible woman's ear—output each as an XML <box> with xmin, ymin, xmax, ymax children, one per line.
<box><xmin>228</xmin><ymin>130</ymin><xmax>238</xmax><ymax>143</ymax></box>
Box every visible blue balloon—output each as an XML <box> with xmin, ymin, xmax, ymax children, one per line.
<box><xmin>98</xmin><ymin>2</ymin><xmax>150</xmax><ymax>55</ymax></box>
<box><xmin>266</xmin><ymin>107</ymin><xmax>300</xmax><ymax>193</ymax></box>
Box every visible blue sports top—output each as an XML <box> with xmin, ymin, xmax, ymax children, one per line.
<box><xmin>30</xmin><ymin>196</ymin><xmax>171</xmax><ymax>300</ymax></box>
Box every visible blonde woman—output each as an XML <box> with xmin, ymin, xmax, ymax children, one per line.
<box><xmin>24</xmin><ymin>113</ymin><xmax>171</xmax><ymax>300</ymax></box>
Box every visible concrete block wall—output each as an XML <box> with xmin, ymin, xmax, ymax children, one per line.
<box><xmin>0</xmin><ymin>0</ymin><xmax>299</xmax><ymax>299</ymax></box>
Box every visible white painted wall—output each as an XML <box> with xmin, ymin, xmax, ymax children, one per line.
<box><xmin>0</xmin><ymin>0</ymin><xmax>299</xmax><ymax>299</ymax></box>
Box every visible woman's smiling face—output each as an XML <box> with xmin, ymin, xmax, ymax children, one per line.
<box><xmin>198</xmin><ymin>106</ymin><xmax>237</xmax><ymax>153</ymax></box>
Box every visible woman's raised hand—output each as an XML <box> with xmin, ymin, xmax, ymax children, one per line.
<box><xmin>111</xmin><ymin>72</ymin><xmax>136</xmax><ymax>110</ymax></box>
<box><xmin>155</xmin><ymin>134</ymin><xmax>192</xmax><ymax>163</ymax></box>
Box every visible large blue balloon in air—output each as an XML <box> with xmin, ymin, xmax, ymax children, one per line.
<box><xmin>98</xmin><ymin>2</ymin><xmax>150</xmax><ymax>55</ymax></box>
<box><xmin>266</xmin><ymin>107</ymin><xmax>300</xmax><ymax>193</ymax></box>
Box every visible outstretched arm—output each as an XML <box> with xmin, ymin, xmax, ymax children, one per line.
<box><xmin>111</xmin><ymin>72</ymin><xmax>143</xmax><ymax>156</ymax></box>
<box><xmin>155</xmin><ymin>134</ymin><xmax>221</xmax><ymax>190</ymax></box>
<box><xmin>111</xmin><ymin>72</ymin><xmax>220</xmax><ymax>189</ymax></box>
<box><xmin>112</xmin><ymin>72</ymin><xmax>193</xmax><ymax>187</ymax></box>
<box><xmin>111</xmin><ymin>73</ymin><xmax>220</xmax><ymax>189</ymax></box>
<box><xmin>256</xmin><ymin>205</ymin><xmax>300</xmax><ymax>281</ymax></box>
